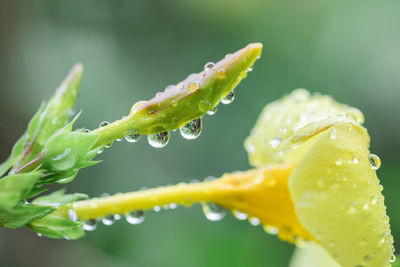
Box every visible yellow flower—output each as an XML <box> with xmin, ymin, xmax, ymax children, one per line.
<box><xmin>56</xmin><ymin>89</ymin><xmax>394</xmax><ymax>267</ymax></box>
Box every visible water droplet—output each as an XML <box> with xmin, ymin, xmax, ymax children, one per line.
<box><xmin>188</xmin><ymin>82</ymin><xmax>200</xmax><ymax>92</ymax></box>
<box><xmin>165</xmin><ymin>85</ymin><xmax>175</xmax><ymax>91</ymax></box>
<box><xmin>217</xmin><ymin>68</ymin><xmax>226</xmax><ymax>79</ymax></box>
<box><xmin>169</xmin><ymin>203</ymin><xmax>177</xmax><ymax>209</ymax></box>
<box><xmin>198</xmin><ymin>99</ymin><xmax>211</xmax><ymax>112</ymax></box>
<box><xmin>37</xmin><ymin>233</ymin><xmax>43</xmax><ymax>237</ymax></box>
<box><xmin>335</xmin><ymin>158</ymin><xmax>343</xmax><ymax>166</ymax></box>
<box><xmin>233</xmin><ymin>210</ymin><xmax>248</xmax><ymax>220</ymax></box>
<box><xmin>102</xmin><ymin>215</ymin><xmax>115</xmax><ymax>226</ymax></box>
<box><xmin>249</xmin><ymin>217</ymin><xmax>260</xmax><ymax>226</ymax></box>
<box><xmin>125</xmin><ymin>131</ymin><xmax>141</xmax><ymax>143</ymax></box>
<box><xmin>330</xmin><ymin>128</ymin><xmax>337</xmax><ymax>139</ymax></box>
<box><xmin>353</xmin><ymin>155</ymin><xmax>360</xmax><ymax>164</ymax></box>
<box><xmin>263</xmin><ymin>225</ymin><xmax>279</xmax><ymax>235</ymax></box>
<box><xmin>116</xmin><ymin>137</ymin><xmax>123</xmax><ymax>142</ymax></box>
<box><xmin>363</xmin><ymin>254</ymin><xmax>373</xmax><ymax>262</ymax></box>
<box><xmin>99</xmin><ymin>121</ymin><xmax>109</xmax><ymax>128</ymax></box>
<box><xmin>202</xmin><ymin>203</ymin><xmax>226</xmax><ymax>221</ymax></box>
<box><xmin>204</xmin><ymin>62</ymin><xmax>215</xmax><ymax>71</ymax></box>
<box><xmin>221</xmin><ymin>91</ymin><xmax>234</xmax><ymax>104</ymax></box>
<box><xmin>369</xmin><ymin>154</ymin><xmax>381</xmax><ymax>170</ymax></box>
<box><xmin>247</xmin><ymin>67</ymin><xmax>253</xmax><ymax>72</ymax></box>
<box><xmin>390</xmin><ymin>254</ymin><xmax>396</xmax><ymax>263</ymax></box>
<box><xmin>177</xmin><ymin>83</ymin><xmax>184</xmax><ymax>89</ymax></box>
<box><xmin>207</xmin><ymin>107</ymin><xmax>217</xmax><ymax>116</ymax></box>
<box><xmin>347</xmin><ymin>201</ymin><xmax>358</xmax><ymax>214</ymax></box>
<box><xmin>97</xmin><ymin>148</ymin><xmax>104</xmax><ymax>154</ymax></box>
<box><xmin>362</xmin><ymin>202</ymin><xmax>369</xmax><ymax>210</ymax></box>
<box><xmin>130</xmin><ymin>100</ymin><xmax>147</xmax><ymax>115</ymax></box>
<box><xmin>154</xmin><ymin>206</ymin><xmax>161</xmax><ymax>212</ymax></box>
<box><xmin>371</xmin><ymin>195</ymin><xmax>378</xmax><ymax>205</ymax></box>
<box><xmin>126</xmin><ymin>210</ymin><xmax>145</xmax><ymax>225</ymax></box>
<box><xmin>83</xmin><ymin>219</ymin><xmax>97</xmax><ymax>231</ymax></box>
<box><xmin>147</xmin><ymin>132</ymin><xmax>170</xmax><ymax>148</ymax></box>
<box><xmin>103</xmin><ymin>141</ymin><xmax>113</xmax><ymax>148</ymax></box>
<box><xmin>180</xmin><ymin>118</ymin><xmax>202</xmax><ymax>140</ymax></box>
<box><xmin>68</xmin><ymin>209</ymin><xmax>78</xmax><ymax>221</ymax></box>
<box><xmin>269</xmin><ymin>137</ymin><xmax>282</xmax><ymax>149</ymax></box>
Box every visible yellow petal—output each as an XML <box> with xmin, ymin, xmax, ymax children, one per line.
<box><xmin>244</xmin><ymin>89</ymin><xmax>364</xmax><ymax>167</ymax></box>
<box><xmin>289</xmin><ymin>123</ymin><xmax>393</xmax><ymax>266</ymax></box>
<box><xmin>245</xmin><ymin>89</ymin><xmax>394</xmax><ymax>266</ymax></box>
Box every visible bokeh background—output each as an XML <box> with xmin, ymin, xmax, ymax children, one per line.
<box><xmin>0</xmin><ymin>1</ymin><xmax>399</xmax><ymax>266</ymax></box>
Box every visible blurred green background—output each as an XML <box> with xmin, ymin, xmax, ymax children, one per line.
<box><xmin>0</xmin><ymin>1</ymin><xmax>399</xmax><ymax>266</ymax></box>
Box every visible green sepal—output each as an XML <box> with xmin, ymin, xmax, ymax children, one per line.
<box><xmin>9</xmin><ymin>64</ymin><xmax>83</xmax><ymax>172</ymax></box>
<box><xmin>41</xmin><ymin>132</ymin><xmax>100</xmax><ymax>172</ymax></box>
<box><xmin>28</xmin><ymin>214</ymin><xmax>85</xmax><ymax>240</ymax></box>
<box><xmin>32</xmin><ymin>189</ymin><xmax>88</xmax><ymax>207</ymax></box>
<box><xmin>28</xmin><ymin>189</ymin><xmax>88</xmax><ymax>239</ymax></box>
<box><xmin>0</xmin><ymin>172</ymin><xmax>42</xmax><ymax>210</ymax></box>
<box><xmin>0</xmin><ymin>204</ymin><xmax>55</xmax><ymax>229</ymax></box>
<box><xmin>0</xmin><ymin>134</ymin><xmax>27</xmax><ymax>177</ymax></box>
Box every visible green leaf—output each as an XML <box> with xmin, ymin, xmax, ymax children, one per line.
<box><xmin>28</xmin><ymin>214</ymin><xmax>85</xmax><ymax>240</ymax></box>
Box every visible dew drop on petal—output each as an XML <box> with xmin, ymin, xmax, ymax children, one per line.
<box><xmin>369</xmin><ymin>153</ymin><xmax>381</xmax><ymax>170</ymax></box>
<box><xmin>147</xmin><ymin>132</ymin><xmax>170</xmax><ymax>148</ymax></box>
<box><xmin>180</xmin><ymin>118</ymin><xmax>202</xmax><ymax>140</ymax></box>
<box><xmin>217</xmin><ymin>68</ymin><xmax>226</xmax><ymax>79</ymax></box>
<box><xmin>390</xmin><ymin>254</ymin><xmax>396</xmax><ymax>263</ymax></box>
<box><xmin>188</xmin><ymin>82</ymin><xmax>200</xmax><ymax>92</ymax></box>
<box><xmin>221</xmin><ymin>91</ymin><xmax>234</xmax><ymax>104</ymax></box>
<box><xmin>269</xmin><ymin>137</ymin><xmax>282</xmax><ymax>149</ymax></box>
<box><xmin>204</xmin><ymin>62</ymin><xmax>215</xmax><ymax>71</ymax></box>
<box><xmin>83</xmin><ymin>219</ymin><xmax>97</xmax><ymax>231</ymax></box>
<box><xmin>202</xmin><ymin>203</ymin><xmax>226</xmax><ymax>221</ymax></box>
<box><xmin>126</xmin><ymin>210</ymin><xmax>145</xmax><ymax>225</ymax></box>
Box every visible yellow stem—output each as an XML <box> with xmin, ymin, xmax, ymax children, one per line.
<box><xmin>56</xmin><ymin>179</ymin><xmax>229</xmax><ymax>221</ymax></box>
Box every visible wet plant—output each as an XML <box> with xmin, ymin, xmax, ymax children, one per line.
<box><xmin>0</xmin><ymin>43</ymin><xmax>395</xmax><ymax>266</ymax></box>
